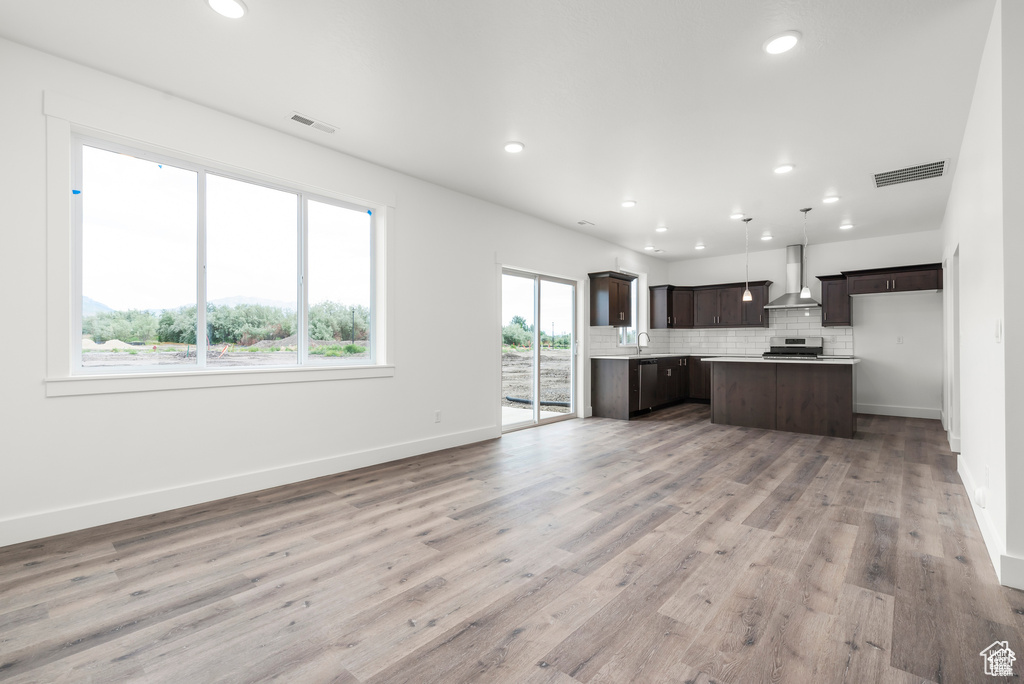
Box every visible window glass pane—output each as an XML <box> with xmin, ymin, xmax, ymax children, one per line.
<box><xmin>206</xmin><ymin>174</ymin><xmax>298</xmax><ymax>367</ymax></box>
<box><xmin>80</xmin><ymin>145</ymin><xmax>198</xmax><ymax>367</ymax></box>
<box><xmin>306</xmin><ymin>200</ymin><xmax>372</xmax><ymax>364</ymax></box>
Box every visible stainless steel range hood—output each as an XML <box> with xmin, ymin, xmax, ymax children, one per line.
<box><xmin>764</xmin><ymin>245</ymin><xmax>821</xmax><ymax>309</ymax></box>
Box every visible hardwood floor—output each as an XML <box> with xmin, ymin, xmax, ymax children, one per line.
<box><xmin>1</xmin><ymin>406</ymin><xmax>1021</xmax><ymax>683</ymax></box>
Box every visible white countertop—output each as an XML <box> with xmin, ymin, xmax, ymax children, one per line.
<box><xmin>702</xmin><ymin>356</ymin><xmax>860</xmax><ymax>365</ymax></box>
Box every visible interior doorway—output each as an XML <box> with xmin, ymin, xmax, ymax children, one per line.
<box><xmin>501</xmin><ymin>269</ymin><xmax>576</xmax><ymax>431</ymax></box>
<box><xmin>950</xmin><ymin>247</ymin><xmax>961</xmax><ymax>451</ymax></box>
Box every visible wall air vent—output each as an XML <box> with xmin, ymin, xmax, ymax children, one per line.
<box><xmin>873</xmin><ymin>160</ymin><xmax>946</xmax><ymax>188</ymax></box>
<box><xmin>289</xmin><ymin>112</ymin><xmax>336</xmax><ymax>135</ymax></box>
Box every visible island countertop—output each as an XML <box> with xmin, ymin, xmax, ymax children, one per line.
<box><xmin>702</xmin><ymin>356</ymin><xmax>860</xmax><ymax>365</ymax></box>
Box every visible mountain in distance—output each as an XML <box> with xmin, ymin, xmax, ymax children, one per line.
<box><xmin>81</xmin><ymin>295</ymin><xmax>296</xmax><ymax>315</ymax></box>
<box><xmin>82</xmin><ymin>296</ymin><xmax>114</xmax><ymax>317</ymax></box>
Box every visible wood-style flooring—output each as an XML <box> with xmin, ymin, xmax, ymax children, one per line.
<box><xmin>2</xmin><ymin>406</ymin><xmax>1022</xmax><ymax>683</ymax></box>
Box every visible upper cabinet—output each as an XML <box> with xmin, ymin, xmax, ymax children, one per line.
<box><xmin>692</xmin><ymin>281</ymin><xmax>770</xmax><ymax>328</ymax></box>
<box><xmin>589</xmin><ymin>271</ymin><xmax>636</xmax><ymax>326</ymax></box>
<box><xmin>649</xmin><ymin>285</ymin><xmax>694</xmax><ymax>329</ymax></box>
<box><xmin>817</xmin><ymin>275</ymin><xmax>851</xmax><ymax>327</ymax></box>
<box><xmin>843</xmin><ymin>263</ymin><xmax>943</xmax><ymax>295</ymax></box>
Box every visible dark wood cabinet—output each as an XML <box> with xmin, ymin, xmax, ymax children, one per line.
<box><xmin>693</xmin><ymin>281</ymin><xmax>771</xmax><ymax>328</ymax></box>
<box><xmin>649</xmin><ymin>286</ymin><xmax>694</xmax><ymax>329</ymax></box>
<box><xmin>687</xmin><ymin>356</ymin><xmax>711</xmax><ymax>401</ymax></box>
<box><xmin>591</xmin><ymin>358</ymin><xmax>639</xmax><ymax>420</ymax></box>
<box><xmin>817</xmin><ymin>275</ymin><xmax>851</xmax><ymax>327</ymax></box>
<box><xmin>656</xmin><ymin>356</ymin><xmax>688</xmax><ymax>405</ymax></box>
<box><xmin>589</xmin><ymin>271</ymin><xmax>636</xmax><ymax>326</ymax></box>
<box><xmin>694</xmin><ymin>288</ymin><xmax>719</xmax><ymax>327</ymax></box>
<box><xmin>741</xmin><ymin>283</ymin><xmax>768</xmax><ymax>326</ymax></box>
<box><xmin>672</xmin><ymin>288</ymin><xmax>695</xmax><ymax>328</ymax></box>
<box><xmin>592</xmin><ymin>355</ymin><xmax>692</xmax><ymax>419</ymax></box>
<box><xmin>843</xmin><ymin>263</ymin><xmax>942</xmax><ymax>295</ymax></box>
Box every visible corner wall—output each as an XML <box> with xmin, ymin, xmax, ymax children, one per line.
<box><xmin>939</xmin><ymin>0</ymin><xmax>1017</xmax><ymax>586</ymax></box>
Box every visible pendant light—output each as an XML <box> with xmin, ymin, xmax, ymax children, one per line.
<box><xmin>742</xmin><ymin>218</ymin><xmax>753</xmax><ymax>302</ymax></box>
<box><xmin>799</xmin><ymin>208</ymin><xmax>812</xmax><ymax>298</ymax></box>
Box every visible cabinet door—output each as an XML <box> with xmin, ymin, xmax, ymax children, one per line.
<box><xmin>694</xmin><ymin>289</ymin><xmax>718</xmax><ymax>327</ymax></box>
<box><xmin>889</xmin><ymin>268</ymin><xmax>940</xmax><ymax>292</ymax></box>
<box><xmin>615</xmin><ymin>279</ymin><xmax>633</xmax><ymax>325</ymax></box>
<box><xmin>676</xmin><ymin>357</ymin><xmax>689</xmax><ymax>400</ymax></box>
<box><xmin>649</xmin><ymin>287</ymin><xmax>670</xmax><ymax>329</ymax></box>
<box><xmin>656</xmin><ymin>359</ymin><xmax>674</xmax><ymax>406</ymax></box>
<box><xmin>688</xmin><ymin>357</ymin><xmax>709</xmax><ymax>400</ymax></box>
<box><xmin>820</xmin><ymin>278</ymin><xmax>851</xmax><ymax>326</ymax></box>
<box><xmin>671</xmin><ymin>289</ymin><xmax>694</xmax><ymax>328</ymax></box>
<box><xmin>718</xmin><ymin>286</ymin><xmax>745</xmax><ymax>327</ymax></box>
<box><xmin>846</xmin><ymin>273</ymin><xmax>890</xmax><ymax>295</ymax></box>
<box><xmin>741</xmin><ymin>284</ymin><xmax>767</xmax><ymax>326</ymax></box>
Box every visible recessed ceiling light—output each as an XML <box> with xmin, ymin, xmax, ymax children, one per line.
<box><xmin>206</xmin><ymin>0</ymin><xmax>247</xmax><ymax>19</ymax></box>
<box><xmin>504</xmin><ymin>141</ymin><xmax>525</xmax><ymax>153</ymax></box>
<box><xmin>774</xmin><ymin>164</ymin><xmax>794</xmax><ymax>174</ymax></box>
<box><xmin>655</xmin><ymin>226</ymin><xmax>667</xmax><ymax>233</ymax></box>
<box><xmin>621</xmin><ymin>200</ymin><xmax>637</xmax><ymax>208</ymax></box>
<box><xmin>839</xmin><ymin>223</ymin><xmax>854</xmax><ymax>230</ymax></box>
<box><xmin>823</xmin><ymin>196</ymin><xmax>840</xmax><ymax>204</ymax></box>
<box><xmin>761</xmin><ymin>232</ymin><xmax>773</xmax><ymax>241</ymax></box>
<box><xmin>695</xmin><ymin>243</ymin><xmax>706</xmax><ymax>250</ymax></box>
<box><xmin>730</xmin><ymin>213</ymin><xmax>745</xmax><ymax>220</ymax></box>
<box><xmin>764</xmin><ymin>30</ymin><xmax>801</xmax><ymax>55</ymax></box>
<box><xmin>644</xmin><ymin>245</ymin><xmax>655</xmax><ymax>251</ymax></box>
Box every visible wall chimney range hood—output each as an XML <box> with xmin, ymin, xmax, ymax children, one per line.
<box><xmin>764</xmin><ymin>245</ymin><xmax>821</xmax><ymax>309</ymax></box>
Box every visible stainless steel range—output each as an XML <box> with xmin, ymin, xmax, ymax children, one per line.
<box><xmin>762</xmin><ymin>336</ymin><xmax>824</xmax><ymax>360</ymax></box>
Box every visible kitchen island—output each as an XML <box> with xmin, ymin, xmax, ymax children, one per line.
<box><xmin>704</xmin><ymin>356</ymin><xmax>860</xmax><ymax>438</ymax></box>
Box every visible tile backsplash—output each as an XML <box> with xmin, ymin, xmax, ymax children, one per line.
<box><xmin>589</xmin><ymin>308</ymin><xmax>852</xmax><ymax>357</ymax></box>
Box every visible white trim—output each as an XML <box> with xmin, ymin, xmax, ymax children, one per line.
<box><xmin>948</xmin><ymin>433</ymin><xmax>962</xmax><ymax>453</ymax></box>
<box><xmin>999</xmin><ymin>554</ymin><xmax>1024</xmax><ymax>591</ymax></box>
<box><xmin>855</xmin><ymin>403</ymin><xmax>942</xmax><ymax>420</ymax></box>
<box><xmin>958</xmin><ymin>459</ymin><xmax>1005</xmax><ymax>582</ymax></box>
<box><xmin>46</xmin><ymin>364</ymin><xmax>395</xmax><ymax>397</ymax></box>
<box><xmin>0</xmin><ymin>425</ymin><xmax>498</xmax><ymax>549</ymax></box>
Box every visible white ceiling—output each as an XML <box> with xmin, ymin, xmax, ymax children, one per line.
<box><xmin>0</xmin><ymin>0</ymin><xmax>995</xmax><ymax>260</ymax></box>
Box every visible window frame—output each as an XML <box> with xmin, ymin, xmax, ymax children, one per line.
<box><xmin>44</xmin><ymin>94</ymin><xmax>393</xmax><ymax>396</ymax></box>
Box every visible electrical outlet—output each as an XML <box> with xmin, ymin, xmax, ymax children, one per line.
<box><xmin>896</xmin><ymin>336</ymin><xmax>904</xmax><ymax>344</ymax></box>
<box><xmin>434</xmin><ymin>409</ymin><xmax>442</xmax><ymax>423</ymax></box>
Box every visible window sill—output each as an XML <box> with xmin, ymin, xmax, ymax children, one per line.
<box><xmin>46</xmin><ymin>364</ymin><xmax>395</xmax><ymax>397</ymax></box>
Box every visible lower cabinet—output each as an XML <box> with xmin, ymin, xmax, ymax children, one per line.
<box><xmin>687</xmin><ymin>356</ymin><xmax>711</xmax><ymax>401</ymax></box>
<box><xmin>591</xmin><ymin>356</ymin><xmax>694</xmax><ymax>420</ymax></box>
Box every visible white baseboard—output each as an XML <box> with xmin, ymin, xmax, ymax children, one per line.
<box><xmin>0</xmin><ymin>425</ymin><xmax>501</xmax><ymax>549</ymax></box>
<box><xmin>1000</xmin><ymin>554</ymin><xmax>1024</xmax><ymax>591</ymax></box>
<box><xmin>958</xmin><ymin>459</ymin><xmax>1005</xmax><ymax>582</ymax></box>
<box><xmin>947</xmin><ymin>432</ymin><xmax>961</xmax><ymax>453</ymax></box>
<box><xmin>855</xmin><ymin>403</ymin><xmax>942</xmax><ymax>420</ymax></box>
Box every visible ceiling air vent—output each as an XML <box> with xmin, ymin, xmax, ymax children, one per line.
<box><xmin>577</xmin><ymin>219</ymin><xmax>595</xmax><ymax>226</ymax></box>
<box><xmin>289</xmin><ymin>112</ymin><xmax>336</xmax><ymax>135</ymax></box>
<box><xmin>873</xmin><ymin>160</ymin><xmax>946</xmax><ymax>188</ymax></box>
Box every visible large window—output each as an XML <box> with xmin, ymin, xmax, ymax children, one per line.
<box><xmin>74</xmin><ymin>137</ymin><xmax>375</xmax><ymax>373</ymax></box>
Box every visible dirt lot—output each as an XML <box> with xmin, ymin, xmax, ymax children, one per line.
<box><xmin>80</xmin><ymin>338</ymin><xmax>369</xmax><ymax>368</ymax></box>
<box><xmin>501</xmin><ymin>348</ymin><xmax>572</xmax><ymax>414</ymax></box>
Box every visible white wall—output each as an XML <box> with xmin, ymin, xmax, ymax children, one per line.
<box><xmin>851</xmin><ymin>293</ymin><xmax>943</xmax><ymax>418</ymax></box>
<box><xmin>939</xmin><ymin>0</ymin><xmax>1022</xmax><ymax>587</ymax></box>
<box><xmin>1001</xmin><ymin>0</ymin><xmax>1024</xmax><ymax>579</ymax></box>
<box><xmin>666</xmin><ymin>232</ymin><xmax>944</xmax><ymax>417</ymax></box>
<box><xmin>0</xmin><ymin>39</ymin><xmax>666</xmax><ymax>547</ymax></box>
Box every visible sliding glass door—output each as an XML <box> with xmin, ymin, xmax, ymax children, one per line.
<box><xmin>501</xmin><ymin>269</ymin><xmax>576</xmax><ymax>430</ymax></box>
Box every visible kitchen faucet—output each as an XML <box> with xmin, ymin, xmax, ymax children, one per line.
<box><xmin>636</xmin><ymin>331</ymin><xmax>651</xmax><ymax>356</ymax></box>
